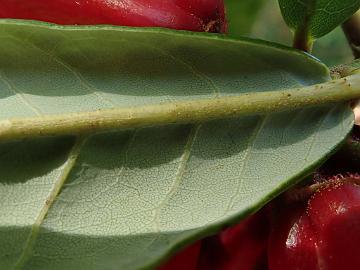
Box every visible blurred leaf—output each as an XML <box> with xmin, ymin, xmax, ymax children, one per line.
<box><xmin>313</xmin><ymin>27</ymin><xmax>353</xmax><ymax>66</ymax></box>
<box><xmin>251</xmin><ymin>0</ymin><xmax>292</xmax><ymax>44</ymax></box>
<box><xmin>225</xmin><ymin>0</ymin><xmax>265</xmax><ymax>37</ymax></box>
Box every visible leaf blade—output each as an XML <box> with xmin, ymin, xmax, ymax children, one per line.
<box><xmin>0</xmin><ymin>20</ymin><xmax>354</xmax><ymax>270</ymax></box>
<box><xmin>279</xmin><ymin>0</ymin><xmax>360</xmax><ymax>39</ymax></box>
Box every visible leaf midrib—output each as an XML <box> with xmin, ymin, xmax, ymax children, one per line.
<box><xmin>1</xmin><ymin>74</ymin><xmax>359</xmax><ymax>142</ymax></box>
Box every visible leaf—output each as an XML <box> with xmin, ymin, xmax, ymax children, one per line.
<box><xmin>0</xmin><ymin>20</ymin><xmax>354</xmax><ymax>270</ymax></box>
<box><xmin>249</xmin><ymin>1</ymin><xmax>353</xmax><ymax>65</ymax></box>
<box><xmin>312</xmin><ymin>27</ymin><xmax>353</xmax><ymax>66</ymax></box>
<box><xmin>278</xmin><ymin>0</ymin><xmax>360</xmax><ymax>39</ymax></box>
<box><xmin>225</xmin><ymin>0</ymin><xmax>265</xmax><ymax>37</ymax></box>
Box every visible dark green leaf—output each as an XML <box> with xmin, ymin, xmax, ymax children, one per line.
<box><xmin>279</xmin><ymin>0</ymin><xmax>360</xmax><ymax>39</ymax></box>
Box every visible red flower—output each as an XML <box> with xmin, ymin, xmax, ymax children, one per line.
<box><xmin>0</xmin><ymin>0</ymin><xmax>226</xmax><ymax>32</ymax></box>
<box><xmin>162</xmin><ymin>181</ymin><xmax>360</xmax><ymax>270</ymax></box>
<box><xmin>270</xmin><ymin>181</ymin><xmax>360</xmax><ymax>270</ymax></box>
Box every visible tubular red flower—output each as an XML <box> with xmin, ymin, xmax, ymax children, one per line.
<box><xmin>197</xmin><ymin>208</ymin><xmax>270</xmax><ymax>270</ymax></box>
<box><xmin>268</xmin><ymin>202</ymin><xmax>318</xmax><ymax>270</ymax></box>
<box><xmin>0</xmin><ymin>0</ymin><xmax>227</xmax><ymax>32</ymax></box>
<box><xmin>158</xmin><ymin>241</ymin><xmax>201</xmax><ymax>270</ymax></box>
<box><xmin>307</xmin><ymin>182</ymin><xmax>360</xmax><ymax>270</ymax></box>
<box><xmin>269</xmin><ymin>182</ymin><xmax>360</xmax><ymax>270</ymax></box>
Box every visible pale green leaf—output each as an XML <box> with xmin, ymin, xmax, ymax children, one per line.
<box><xmin>0</xmin><ymin>20</ymin><xmax>354</xmax><ymax>270</ymax></box>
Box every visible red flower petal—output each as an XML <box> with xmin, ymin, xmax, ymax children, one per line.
<box><xmin>0</xmin><ymin>0</ymin><xmax>226</xmax><ymax>32</ymax></box>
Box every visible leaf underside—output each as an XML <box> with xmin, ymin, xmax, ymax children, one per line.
<box><xmin>0</xmin><ymin>20</ymin><xmax>354</xmax><ymax>270</ymax></box>
<box><xmin>279</xmin><ymin>0</ymin><xmax>360</xmax><ymax>39</ymax></box>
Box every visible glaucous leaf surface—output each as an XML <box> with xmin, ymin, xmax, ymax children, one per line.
<box><xmin>278</xmin><ymin>0</ymin><xmax>360</xmax><ymax>39</ymax></box>
<box><xmin>0</xmin><ymin>20</ymin><xmax>354</xmax><ymax>270</ymax></box>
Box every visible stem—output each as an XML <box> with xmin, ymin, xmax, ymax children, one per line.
<box><xmin>293</xmin><ymin>27</ymin><xmax>313</xmax><ymax>53</ymax></box>
<box><xmin>0</xmin><ymin>74</ymin><xmax>359</xmax><ymax>141</ymax></box>
<box><xmin>342</xmin><ymin>11</ymin><xmax>360</xmax><ymax>59</ymax></box>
